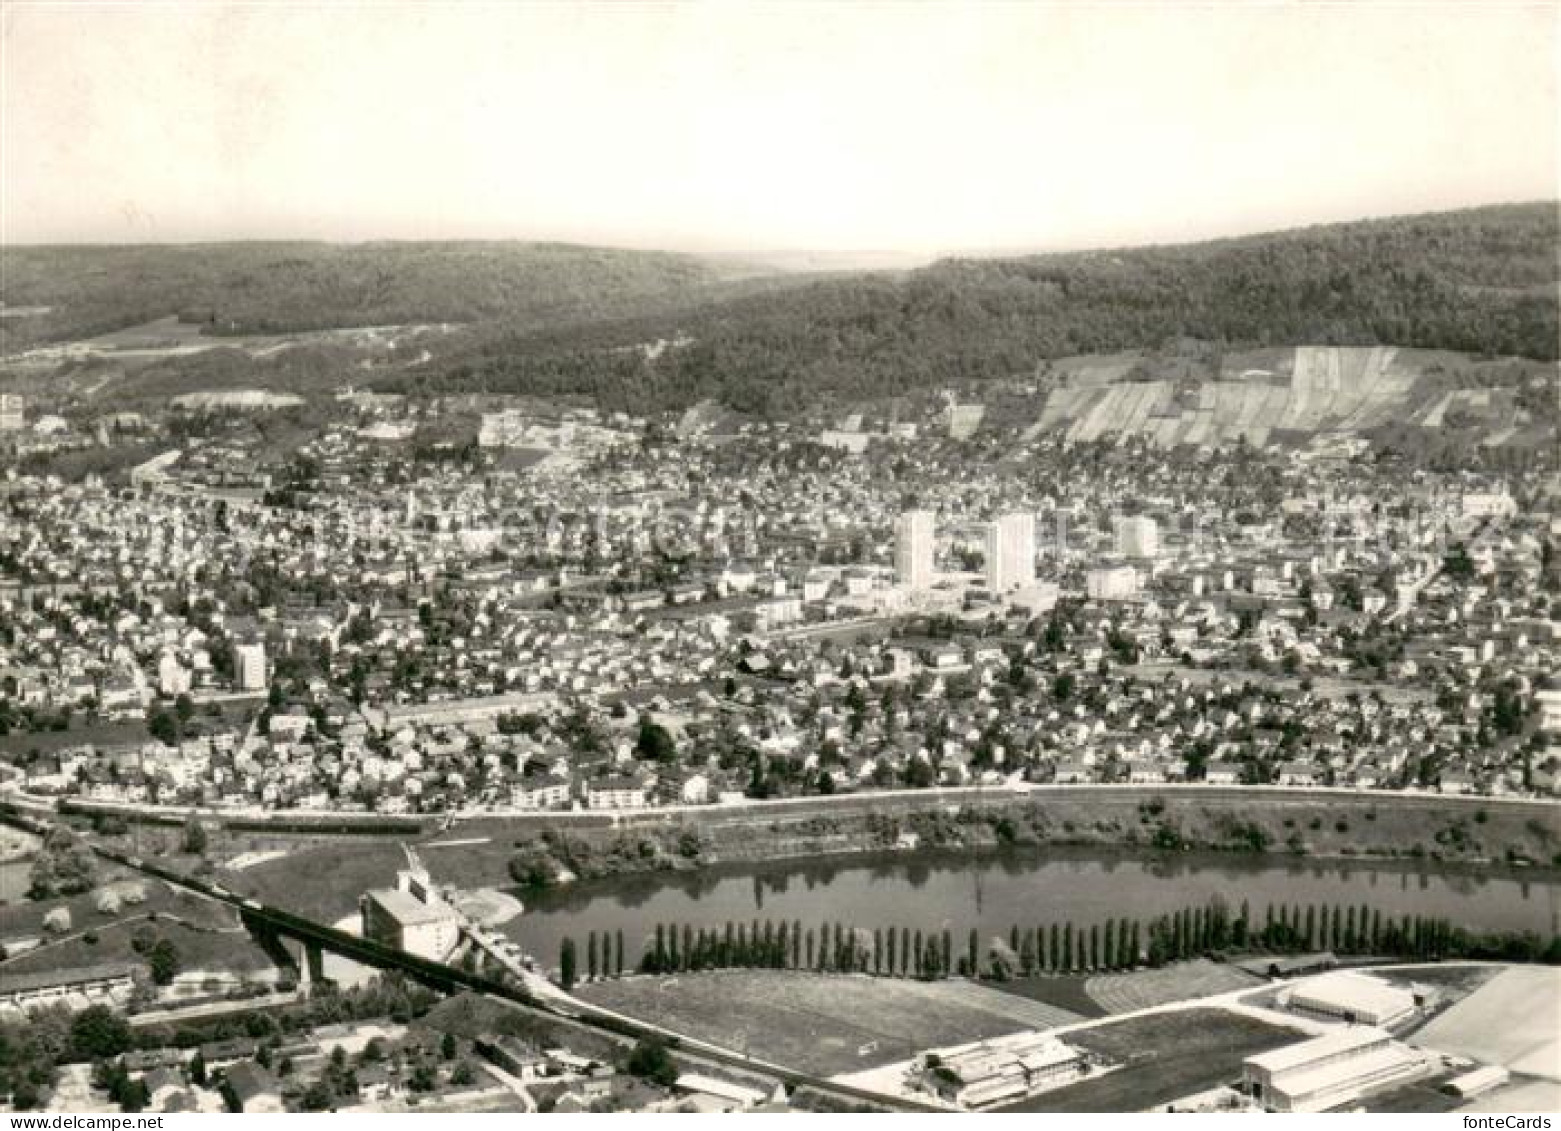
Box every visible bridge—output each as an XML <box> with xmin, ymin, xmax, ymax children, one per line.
<box><xmin>0</xmin><ymin>804</ymin><xmax>938</xmax><ymax>1112</ymax></box>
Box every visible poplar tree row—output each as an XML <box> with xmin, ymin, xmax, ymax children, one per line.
<box><xmin>554</xmin><ymin>898</ymin><xmax>1560</xmax><ymax>987</ymax></box>
<box><xmin>636</xmin><ymin>918</ymin><xmax>959</xmax><ymax>979</ymax></box>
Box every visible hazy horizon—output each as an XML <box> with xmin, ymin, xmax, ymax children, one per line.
<box><xmin>0</xmin><ymin>197</ymin><xmax>1552</xmax><ymax>264</ymax></box>
<box><xmin>3</xmin><ymin>3</ymin><xmax>1556</xmax><ymax>253</ymax></box>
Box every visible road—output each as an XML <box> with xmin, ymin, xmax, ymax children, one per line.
<box><xmin>476</xmin><ymin>1060</ymin><xmax>538</xmax><ymax>1112</ymax></box>
<box><xmin>12</xmin><ymin>778</ymin><xmax>1557</xmax><ymax>842</ymax></box>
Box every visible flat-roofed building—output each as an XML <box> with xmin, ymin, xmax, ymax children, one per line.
<box><xmin>674</xmin><ymin>1073</ymin><xmax>767</xmax><ymax>1112</ymax></box>
<box><xmin>1445</xmin><ymin>1065</ymin><xmax>1509</xmax><ymax>1099</ymax></box>
<box><xmin>1279</xmin><ymin>971</ymin><xmax>1418</xmax><ymax>1028</ymax></box>
<box><xmin>925</xmin><ymin>1032</ymin><xmax>1085</xmax><ymax>1109</ymax></box>
<box><xmin>233</xmin><ymin>641</ymin><xmax>268</xmax><ymax>692</ymax></box>
<box><xmin>1243</xmin><ymin>1026</ymin><xmax>1427</xmax><ymax>1113</ymax></box>
<box><xmin>360</xmin><ymin>859</ymin><xmax>460</xmax><ymax>962</ymax></box>
<box><xmin>1086</xmin><ymin>564</ymin><xmax>1139</xmax><ymax>601</ymax></box>
<box><xmin>985</xmin><ymin>513</ymin><xmax>1036</xmax><ymax>592</ymax></box>
<box><xmin>1115</xmin><ymin>515</ymin><xmax>1160</xmax><ymax>559</ymax></box>
<box><xmin>360</xmin><ymin>886</ymin><xmax>460</xmax><ymax>962</ymax></box>
<box><xmin>0</xmin><ymin>962</ymin><xmax>136</xmax><ymax>1015</ymax></box>
<box><xmin>897</xmin><ymin>510</ymin><xmax>936</xmax><ymax>591</ymax></box>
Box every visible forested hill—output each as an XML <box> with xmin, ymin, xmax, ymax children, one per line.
<box><xmin>415</xmin><ymin>203</ymin><xmax>1559</xmax><ymax>416</ymax></box>
<box><xmin>0</xmin><ymin>241</ymin><xmax>756</xmax><ymax>352</ymax></box>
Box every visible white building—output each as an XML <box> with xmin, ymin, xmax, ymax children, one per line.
<box><xmin>1115</xmin><ymin>515</ymin><xmax>1160</xmax><ymax>559</ymax></box>
<box><xmin>0</xmin><ymin>394</ymin><xmax>24</xmax><ymax>431</ymax></box>
<box><xmin>129</xmin><ymin>450</ymin><xmax>181</xmax><ymax>486</ymax></box>
<box><xmin>157</xmin><ymin>653</ymin><xmax>192</xmax><ymax>698</ymax></box>
<box><xmin>897</xmin><ymin>510</ymin><xmax>936</xmax><ymax>591</ymax></box>
<box><xmin>925</xmin><ymin>1032</ymin><xmax>1086</xmax><ymax>1109</ymax></box>
<box><xmin>587</xmin><ymin>778</ymin><xmax>649</xmax><ymax>810</ymax></box>
<box><xmin>233</xmin><ymin>642</ymin><xmax>268</xmax><ymax>692</ymax></box>
<box><xmin>360</xmin><ymin>856</ymin><xmax>460</xmax><ymax>962</ymax></box>
<box><xmin>751</xmin><ymin>596</ymin><xmax>803</xmax><ymax>632</ymax></box>
<box><xmin>1536</xmin><ymin>684</ymin><xmax>1561</xmax><ymax>735</ymax></box>
<box><xmin>0</xmin><ymin>963</ymin><xmax>136</xmax><ymax>1016</ymax></box>
<box><xmin>673</xmin><ymin>1074</ymin><xmax>767</xmax><ymax>1112</ymax></box>
<box><xmin>946</xmin><ymin>403</ymin><xmax>985</xmax><ymax>439</ymax></box>
<box><xmin>818</xmin><ymin>430</ymin><xmax>871</xmax><ymax>454</ymax></box>
<box><xmin>1279</xmin><ymin>971</ymin><xmax>1418</xmax><ymax>1028</ymax></box>
<box><xmin>1243</xmin><ymin>1027</ymin><xmax>1427</xmax><ymax>1113</ymax></box>
<box><xmin>1009</xmin><ymin>581</ymin><xmax>1060</xmax><ymax>614</ymax></box>
<box><xmin>1461</xmin><ymin>489</ymin><xmax>1517</xmax><ymax>520</ymax></box>
<box><xmin>510</xmin><ymin>776</ymin><xmax>571</xmax><ymax>810</ymax></box>
<box><xmin>985</xmin><ymin>513</ymin><xmax>1036</xmax><ymax>592</ymax></box>
<box><xmin>1086</xmin><ymin>564</ymin><xmax>1139</xmax><ymax>601</ymax></box>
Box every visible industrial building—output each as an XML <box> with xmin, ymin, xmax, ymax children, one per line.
<box><xmin>1243</xmin><ymin>1026</ymin><xmax>1428</xmax><ymax>1112</ymax></box>
<box><xmin>360</xmin><ymin>850</ymin><xmax>461</xmax><ymax>962</ymax></box>
<box><xmin>1278</xmin><ymin>971</ymin><xmax>1419</xmax><ymax>1029</ymax></box>
<box><xmin>924</xmin><ymin>1032</ymin><xmax>1086</xmax><ymax>1109</ymax></box>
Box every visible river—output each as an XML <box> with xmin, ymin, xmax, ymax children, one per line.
<box><xmin>504</xmin><ymin>848</ymin><xmax>1561</xmax><ymax>966</ymax></box>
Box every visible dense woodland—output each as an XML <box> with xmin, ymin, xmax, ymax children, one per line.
<box><xmin>5</xmin><ymin>205</ymin><xmax>1557</xmax><ymax>420</ymax></box>
<box><xmin>0</xmin><ymin>241</ymin><xmax>749</xmax><ymax>350</ymax></box>
<box><xmin>403</xmin><ymin>203</ymin><xmax>1560</xmax><ymax>415</ymax></box>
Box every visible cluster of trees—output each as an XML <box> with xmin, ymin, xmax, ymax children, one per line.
<box><xmin>295</xmin><ymin>1031</ymin><xmax>473</xmax><ymax>1110</ymax></box>
<box><xmin>1249</xmin><ymin>901</ymin><xmax>1561</xmax><ymax>964</ymax></box>
<box><xmin>986</xmin><ymin>918</ymin><xmax>1145</xmax><ymax>979</ymax></box>
<box><xmin>0</xmin><ymin>1014</ymin><xmax>67</xmax><ymax>1109</ymax></box>
<box><xmin>130</xmin><ymin>927</ymin><xmax>182</xmax><ymax>986</ymax></box>
<box><xmin>569</xmin><ymin>919</ymin><xmax>960</xmax><ymax>982</ymax></box>
<box><xmin>556</xmin><ymin>931</ymin><xmax>619</xmax><ymax>988</ymax></box>
<box><xmin>92</xmin><ymin>1058</ymin><xmax>149</xmax><ymax>1112</ymax></box>
<box><xmin>135</xmin><ymin>976</ymin><xmax>439</xmax><ymax>1053</ymax></box>
<box><xmin>147</xmin><ymin>694</ymin><xmax>199</xmax><ymax>747</ymax></box>
<box><xmin>0</xmin><ymin>1005</ymin><xmax>138</xmax><ymax>1109</ymax></box>
<box><xmin>27</xmin><ymin>828</ymin><xmax>98</xmax><ymax>899</ymax></box>
<box><xmin>0</xmin><ymin>980</ymin><xmax>447</xmax><ymax>1111</ymax></box>
<box><xmin>624</xmin><ymin>1038</ymin><xmax>679</xmax><ymax>1089</ymax></box>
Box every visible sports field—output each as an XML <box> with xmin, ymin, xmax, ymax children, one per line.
<box><xmin>1085</xmin><ymin>959</ymin><xmax>1261</xmax><ymax>1014</ymax></box>
<box><xmin>996</xmin><ymin>1008</ymin><xmax>1304</xmax><ymax>1112</ymax></box>
<box><xmin>577</xmin><ymin>971</ymin><xmax>1083</xmax><ymax>1076</ymax></box>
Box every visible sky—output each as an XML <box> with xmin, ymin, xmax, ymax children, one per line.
<box><xmin>2</xmin><ymin>2</ymin><xmax>1556</xmax><ymax>253</ymax></box>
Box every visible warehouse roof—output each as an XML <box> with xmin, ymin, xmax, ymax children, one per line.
<box><xmin>1247</xmin><ymin>1026</ymin><xmax>1391</xmax><ymax>1075</ymax></box>
<box><xmin>1287</xmin><ymin>971</ymin><xmax>1416</xmax><ymax>1020</ymax></box>
<box><xmin>364</xmin><ymin>886</ymin><xmax>453</xmax><ymax>926</ymax></box>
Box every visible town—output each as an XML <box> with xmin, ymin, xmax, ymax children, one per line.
<box><xmin>1</xmin><ymin>382</ymin><xmax>1556</xmax><ymax>822</ymax></box>
<box><xmin>0</xmin><ymin>355</ymin><xmax>1555</xmax><ymax>1112</ymax></box>
<box><xmin>3</xmin><ymin>4</ymin><xmax>1558</xmax><ymax>1105</ymax></box>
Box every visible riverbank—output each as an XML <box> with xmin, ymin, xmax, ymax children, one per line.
<box><xmin>496</xmin><ymin>789</ymin><xmax>1559</xmax><ymax>896</ymax></box>
<box><xmin>210</xmin><ymin>789</ymin><xmax>1559</xmax><ymax>926</ymax></box>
